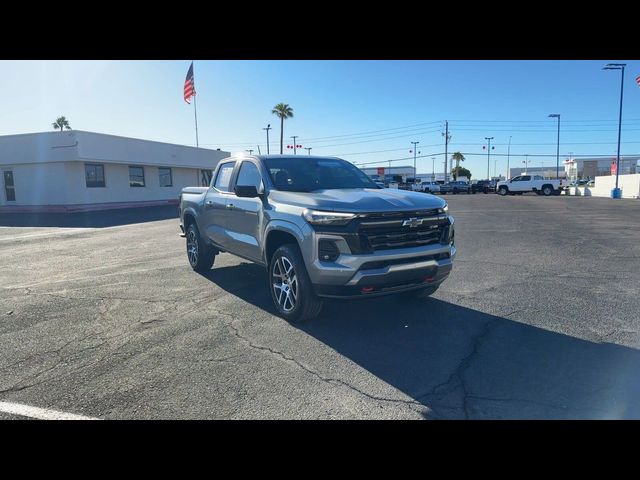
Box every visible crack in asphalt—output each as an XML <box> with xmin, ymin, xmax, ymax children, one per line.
<box><xmin>416</xmin><ymin>317</ymin><xmax>503</xmax><ymax>419</ymax></box>
<box><xmin>0</xmin><ymin>330</ymin><xmax>106</xmax><ymax>395</ymax></box>
<box><xmin>221</xmin><ymin>310</ymin><xmax>429</xmax><ymax>415</ymax></box>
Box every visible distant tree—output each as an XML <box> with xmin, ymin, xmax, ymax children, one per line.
<box><xmin>452</xmin><ymin>166</ymin><xmax>471</xmax><ymax>180</ymax></box>
<box><xmin>271</xmin><ymin>103</ymin><xmax>294</xmax><ymax>154</ymax></box>
<box><xmin>52</xmin><ymin>116</ymin><xmax>71</xmax><ymax>132</ymax></box>
<box><xmin>451</xmin><ymin>152</ymin><xmax>465</xmax><ymax>171</ymax></box>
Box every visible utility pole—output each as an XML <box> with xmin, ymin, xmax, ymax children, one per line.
<box><xmin>257</xmin><ymin>145</ymin><xmax>261</xmax><ymax>155</ymax></box>
<box><xmin>291</xmin><ymin>135</ymin><xmax>298</xmax><ymax>155</ymax></box>
<box><xmin>246</xmin><ymin>149</ymin><xmax>254</xmax><ymax>155</ymax></box>
<box><xmin>411</xmin><ymin>141</ymin><xmax>419</xmax><ymax>182</ymax></box>
<box><xmin>524</xmin><ymin>154</ymin><xmax>529</xmax><ymax>174</ymax></box>
<box><xmin>485</xmin><ymin>137</ymin><xmax>494</xmax><ymax>180</ymax></box>
<box><xmin>305</xmin><ymin>147</ymin><xmax>312</xmax><ymax>155</ymax></box>
<box><xmin>431</xmin><ymin>157</ymin><xmax>436</xmax><ymax>181</ymax></box>
<box><xmin>443</xmin><ymin>121</ymin><xmax>450</xmax><ymax>181</ymax></box>
<box><xmin>549</xmin><ymin>114</ymin><xmax>561</xmax><ymax>179</ymax></box>
<box><xmin>263</xmin><ymin>124</ymin><xmax>272</xmax><ymax>154</ymax></box>
<box><xmin>507</xmin><ymin>135</ymin><xmax>512</xmax><ymax>180</ymax></box>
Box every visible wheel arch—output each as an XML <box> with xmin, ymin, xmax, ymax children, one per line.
<box><xmin>263</xmin><ymin>221</ymin><xmax>306</xmax><ymax>266</ymax></box>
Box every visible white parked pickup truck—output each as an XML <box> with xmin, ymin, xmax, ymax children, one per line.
<box><xmin>496</xmin><ymin>175</ymin><xmax>564</xmax><ymax>196</ymax></box>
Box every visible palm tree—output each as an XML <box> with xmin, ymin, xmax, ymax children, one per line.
<box><xmin>451</xmin><ymin>152</ymin><xmax>465</xmax><ymax>178</ymax></box>
<box><xmin>271</xmin><ymin>103</ymin><xmax>294</xmax><ymax>154</ymax></box>
<box><xmin>52</xmin><ymin>116</ymin><xmax>71</xmax><ymax>132</ymax></box>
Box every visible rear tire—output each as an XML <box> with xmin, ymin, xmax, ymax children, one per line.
<box><xmin>542</xmin><ymin>185</ymin><xmax>553</xmax><ymax>196</ymax></box>
<box><xmin>269</xmin><ymin>244</ymin><xmax>323</xmax><ymax>323</ymax></box>
<box><xmin>186</xmin><ymin>223</ymin><xmax>216</xmax><ymax>272</ymax></box>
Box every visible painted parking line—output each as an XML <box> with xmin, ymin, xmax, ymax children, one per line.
<box><xmin>0</xmin><ymin>401</ymin><xmax>99</xmax><ymax>420</ymax></box>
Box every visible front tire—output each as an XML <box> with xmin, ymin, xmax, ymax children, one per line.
<box><xmin>186</xmin><ymin>223</ymin><xmax>216</xmax><ymax>272</ymax></box>
<box><xmin>269</xmin><ymin>244</ymin><xmax>323</xmax><ymax>323</ymax></box>
<box><xmin>498</xmin><ymin>186</ymin><xmax>508</xmax><ymax>196</ymax></box>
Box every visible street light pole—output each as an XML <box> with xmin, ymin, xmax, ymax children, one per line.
<box><xmin>603</xmin><ymin>63</ymin><xmax>626</xmax><ymax>198</ymax></box>
<box><xmin>246</xmin><ymin>149</ymin><xmax>254</xmax><ymax>155</ymax></box>
<box><xmin>548</xmin><ymin>114</ymin><xmax>561</xmax><ymax>179</ymax></box>
<box><xmin>263</xmin><ymin>124</ymin><xmax>272</xmax><ymax>154</ymax></box>
<box><xmin>431</xmin><ymin>157</ymin><xmax>435</xmax><ymax>181</ymax></box>
<box><xmin>411</xmin><ymin>141</ymin><xmax>419</xmax><ymax>182</ymax></box>
<box><xmin>485</xmin><ymin>137</ymin><xmax>494</xmax><ymax>180</ymax></box>
<box><xmin>507</xmin><ymin>135</ymin><xmax>512</xmax><ymax>180</ymax></box>
<box><xmin>305</xmin><ymin>147</ymin><xmax>312</xmax><ymax>155</ymax></box>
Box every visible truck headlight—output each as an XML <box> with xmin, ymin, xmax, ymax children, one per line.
<box><xmin>440</xmin><ymin>203</ymin><xmax>448</xmax><ymax>214</ymax></box>
<box><xmin>303</xmin><ymin>209</ymin><xmax>356</xmax><ymax>226</ymax></box>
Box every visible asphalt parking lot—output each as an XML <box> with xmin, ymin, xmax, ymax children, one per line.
<box><xmin>1</xmin><ymin>195</ymin><xmax>640</xmax><ymax>419</ymax></box>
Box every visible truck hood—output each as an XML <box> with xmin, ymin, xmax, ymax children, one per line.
<box><xmin>268</xmin><ymin>188</ymin><xmax>446</xmax><ymax>213</ymax></box>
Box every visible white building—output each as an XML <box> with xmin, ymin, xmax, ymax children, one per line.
<box><xmin>0</xmin><ymin>131</ymin><xmax>229</xmax><ymax>212</ymax></box>
<box><xmin>563</xmin><ymin>156</ymin><xmax>639</xmax><ymax>181</ymax></box>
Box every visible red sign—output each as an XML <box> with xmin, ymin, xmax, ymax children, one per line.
<box><xmin>611</xmin><ymin>160</ymin><xmax>617</xmax><ymax>175</ymax></box>
<box><xmin>377</xmin><ymin>167</ymin><xmax>385</xmax><ymax>176</ymax></box>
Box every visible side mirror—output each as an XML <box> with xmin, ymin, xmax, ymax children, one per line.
<box><xmin>234</xmin><ymin>185</ymin><xmax>259</xmax><ymax>198</ymax></box>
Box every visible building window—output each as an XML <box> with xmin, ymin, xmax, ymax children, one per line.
<box><xmin>3</xmin><ymin>171</ymin><xmax>16</xmax><ymax>201</ymax></box>
<box><xmin>129</xmin><ymin>166</ymin><xmax>145</xmax><ymax>187</ymax></box>
<box><xmin>200</xmin><ymin>169</ymin><xmax>213</xmax><ymax>187</ymax></box>
<box><xmin>159</xmin><ymin>167</ymin><xmax>173</xmax><ymax>187</ymax></box>
<box><xmin>85</xmin><ymin>164</ymin><xmax>105</xmax><ymax>188</ymax></box>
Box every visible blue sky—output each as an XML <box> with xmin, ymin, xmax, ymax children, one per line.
<box><xmin>1</xmin><ymin>60</ymin><xmax>639</xmax><ymax>178</ymax></box>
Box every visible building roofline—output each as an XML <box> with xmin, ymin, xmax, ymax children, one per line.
<box><xmin>0</xmin><ymin>130</ymin><xmax>227</xmax><ymax>153</ymax></box>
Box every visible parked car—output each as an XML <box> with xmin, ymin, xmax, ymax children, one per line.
<box><xmin>374</xmin><ymin>181</ymin><xmax>386</xmax><ymax>189</ymax></box>
<box><xmin>421</xmin><ymin>181</ymin><xmax>441</xmax><ymax>194</ymax></box>
<box><xmin>471</xmin><ymin>180</ymin><xmax>495</xmax><ymax>194</ymax></box>
<box><xmin>496</xmin><ymin>175</ymin><xmax>564</xmax><ymax>196</ymax></box>
<box><xmin>179</xmin><ymin>154</ymin><xmax>456</xmax><ymax>323</ymax></box>
<box><xmin>442</xmin><ymin>181</ymin><xmax>471</xmax><ymax>195</ymax></box>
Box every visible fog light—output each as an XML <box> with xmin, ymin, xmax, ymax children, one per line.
<box><xmin>424</xmin><ymin>276</ymin><xmax>435</xmax><ymax>283</ymax></box>
<box><xmin>318</xmin><ymin>239</ymin><xmax>340</xmax><ymax>262</ymax></box>
<box><xmin>361</xmin><ymin>286</ymin><xmax>375</xmax><ymax>293</ymax></box>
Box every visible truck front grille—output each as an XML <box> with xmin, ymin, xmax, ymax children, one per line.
<box><xmin>358</xmin><ymin>212</ymin><xmax>450</xmax><ymax>252</ymax></box>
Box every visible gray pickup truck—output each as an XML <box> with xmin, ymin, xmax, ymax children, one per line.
<box><xmin>179</xmin><ymin>154</ymin><xmax>456</xmax><ymax>322</ymax></box>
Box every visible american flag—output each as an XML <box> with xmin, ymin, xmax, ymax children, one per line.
<box><xmin>184</xmin><ymin>62</ymin><xmax>196</xmax><ymax>104</ymax></box>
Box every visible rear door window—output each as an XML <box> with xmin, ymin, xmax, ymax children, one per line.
<box><xmin>214</xmin><ymin>162</ymin><xmax>236</xmax><ymax>192</ymax></box>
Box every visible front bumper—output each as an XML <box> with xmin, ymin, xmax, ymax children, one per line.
<box><xmin>309</xmin><ymin>242</ymin><xmax>456</xmax><ymax>299</ymax></box>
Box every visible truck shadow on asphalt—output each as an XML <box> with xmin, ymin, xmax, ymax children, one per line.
<box><xmin>0</xmin><ymin>205</ymin><xmax>178</xmax><ymax>228</ymax></box>
<box><xmin>201</xmin><ymin>262</ymin><xmax>640</xmax><ymax>420</ymax></box>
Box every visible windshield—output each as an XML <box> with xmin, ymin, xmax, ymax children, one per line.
<box><xmin>263</xmin><ymin>157</ymin><xmax>378</xmax><ymax>192</ymax></box>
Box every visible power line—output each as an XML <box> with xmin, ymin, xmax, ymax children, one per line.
<box><xmin>294</xmin><ymin>120</ymin><xmax>445</xmax><ymax>141</ymax></box>
<box><xmin>353</xmin><ymin>152</ymin><xmax>640</xmax><ymax>168</ymax></box>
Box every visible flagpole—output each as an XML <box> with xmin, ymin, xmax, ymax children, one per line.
<box><xmin>193</xmin><ymin>93</ymin><xmax>199</xmax><ymax>148</ymax></box>
<box><xmin>192</xmin><ymin>60</ymin><xmax>199</xmax><ymax>148</ymax></box>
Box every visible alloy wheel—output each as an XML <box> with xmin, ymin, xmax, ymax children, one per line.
<box><xmin>272</xmin><ymin>256</ymin><xmax>298</xmax><ymax>312</ymax></box>
<box><xmin>187</xmin><ymin>228</ymin><xmax>198</xmax><ymax>266</ymax></box>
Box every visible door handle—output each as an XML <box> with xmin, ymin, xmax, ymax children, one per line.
<box><xmin>226</xmin><ymin>204</ymin><xmax>235</xmax><ymax>209</ymax></box>
<box><xmin>206</xmin><ymin>200</ymin><xmax>213</xmax><ymax>205</ymax></box>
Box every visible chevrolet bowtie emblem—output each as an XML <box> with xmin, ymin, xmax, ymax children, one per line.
<box><xmin>402</xmin><ymin>217</ymin><xmax>424</xmax><ymax>228</ymax></box>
